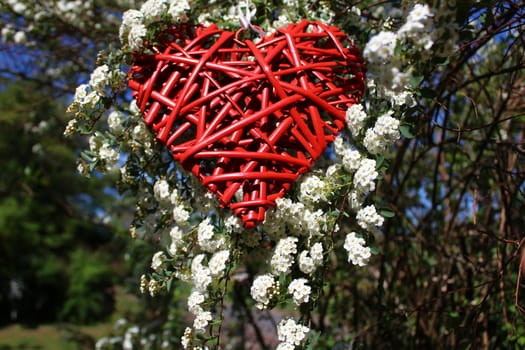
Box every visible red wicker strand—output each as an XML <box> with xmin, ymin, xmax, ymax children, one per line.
<box><xmin>128</xmin><ymin>20</ymin><xmax>366</xmax><ymax>228</ymax></box>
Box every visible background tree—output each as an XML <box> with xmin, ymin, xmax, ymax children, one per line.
<box><xmin>0</xmin><ymin>79</ymin><xmax>123</xmax><ymax>325</ymax></box>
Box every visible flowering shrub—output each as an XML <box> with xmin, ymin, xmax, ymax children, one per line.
<box><xmin>62</xmin><ymin>0</ymin><xmax>461</xmax><ymax>348</ymax></box>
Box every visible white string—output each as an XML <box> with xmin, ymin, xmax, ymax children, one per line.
<box><xmin>237</xmin><ymin>0</ymin><xmax>266</xmax><ymax>37</ymax></box>
<box><xmin>237</xmin><ymin>0</ymin><xmax>257</xmax><ymax>30</ymax></box>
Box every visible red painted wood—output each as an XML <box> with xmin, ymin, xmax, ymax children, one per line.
<box><xmin>128</xmin><ymin>20</ymin><xmax>366</xmax><ymax>228</ymax></box>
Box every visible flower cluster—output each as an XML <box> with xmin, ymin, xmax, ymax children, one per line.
<box><xmin>363</xmin><ymin>3</ymin><xmax>440</xmax><ymax>107</ymax></box>
<box><xmin>344</xmin><ymin>232</ymin><xmax>372</xmax><ymax>266</ymax></box>
<box><xmin>250</xmin><ymin>274</ymin><xmax>280</xmax><ymax>310</ymax></box>
<box><xmin>276</xmin><ymin>318</ymin><xmax>311</xmax><ymax>348</ymax></box>
<box><xmin>120</xmin><ymin>0</ymin><xmax>191</xmax><ymax>51</ymax></box>
<box><xmin>63</xmin><ymin>1</ymin><xmax>440</xmax><ymax>348</ymax></box>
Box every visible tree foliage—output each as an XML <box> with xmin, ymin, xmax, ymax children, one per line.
<box><xmin>0</xmin><ymin>81</ymin><xmax>118</xmax><ymax>325</ymax></box>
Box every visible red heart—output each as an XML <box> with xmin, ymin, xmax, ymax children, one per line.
<box><xmin>128</xmin><ymin>20</ymin><xmax>366</xmax><ymax>228</ymax></box>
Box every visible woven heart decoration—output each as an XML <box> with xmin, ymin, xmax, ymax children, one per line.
<box><xmin>128</xmin><ymin>20</ymin><xmax>366</xmax><ymax>228</ymax></box>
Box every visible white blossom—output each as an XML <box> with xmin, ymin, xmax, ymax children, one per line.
<box><xmin>153</xmin><ymin>179</ymin><xmax>171</xmax><ymax>203</ymax></box>
<box><xmin>298</xmin><ymin>174</ymin><xmax>327</xmax><ymax>204</ymax></box>
<box><xmin>341</xmin><ymin>148</ymin><xmax>362</xmax><ymax>173</ymax></box>
<box><xmin>120</xmin><ymin>9</ymin><xmax>143</xmax><ymax>43</ymax></box>
<box><xmin>107</xmin><ymin>110</ymin><xmax>125</xmax><ymax>134</ymax></box>
<box><xmin>127</xmin><ymin>23</ymin><xmax>147</xmax><ymax>51</ymax></box>
<box><xmin>181</xmin><ymin>327</ymin><xmax>192</xmax><ymax>349</ymax></box>
<box><xmin>364</xmin><ymin>31</ymin><xmax>397</xmax><ymax>64</ymax></box>
<box><xmin>188</xmin><ymin>290</ymin><xmax>207</xmax><ymax>314</ymax></box>
<box><xmin>399</xmin><ymin>3</ymin><xmax>435</xmax><ymax>50</ymax></box>
<box><xmin>310</xmin><ymin>242</ymin><xmax>323</xmax><ymax>265</ymax></box>
<box><xmin>151</xmin><ymin>251</ymin><xmax>166</xmax><ymax>272</ymax></box>
<box><xmin>345</xmin><ymin>104</ymin><xmax>368</xmax><ymax>135</ymax></box>
<box><xmin>89</xmin><ymin>64</ymin><xmax>109</xmax><ymax>95</ymax></box>
<box><xmin>173</xmin><ymin>204</ymin><xmax>190</xmax><ymax>225</ymax></box>
<box><xmin>354</xmin><ymin>158</ymin><xmax>378</xmax><ymax>194</ymax></box>
<box><xmin>251</xmin><ymin>274</ymin><xmax>279</xmax><ymax>309</ymax></box>
<box><xmin>356</xmin><ymin>205</ymin><xmax>384</xmax><ymax>229</ymax></box>
<box><xmin>99</xmin><ymin>143</ymin><xmax>119</xmax><ymax>169</ymax></box>
<box><xmin>298</xmin><ymin>251</ymin><xmax>315</xmax><ymax>274</ymax></box>
<box><xmin>344</xmin><ymin>232</ymin><xmax>372</xmax><ymax>266</ymax></box>
<box><xmin>208</xmin><ymin>250</ymin><xmax>230</xmax><ymax>277</ymax></box>
<box><xmin>140</xmin><ymin>0</ymin><xmax>168</xmax><ymax>24</ymax></box>
<box><xmin>193</xmin><ymin>310</ymin><xmax>212</xmax><ymax>331</ymax></box>
<box><xmin>169</xmin><ymin>225</ymin><xmax>185</xmax><ymax>255</ymax></box>
<box><xmin>288</xmin><ymin>278</ymin><xmax>311</xmax><ymax>305</ymax></box>
<box><xmin>364</xmin><ymin>112</ymin><xmax>400</xmax><ymax>154</ymax></box>
<box><xmin>277</xmin><ymin>318</ymin><xmax>310</xmax><ymax>346</ymax></box>
<box><xmin>191</xmin><ymin>254</ymin><xmax>212</xmax><ymax>292</ymax></box>
<box><xmin>270</xmin><ymin>237</ymin><xmax>298</xmax><ymax>275</ymax></box>
<box><xmin>276</xmin><ymin>343</ymin><xmax>295</xmax><ymax>350</ymax></box>
<box><xmin>167</xmin><ymin>0</ymin><xmax>191</xmax><ymax>22</ymax></box>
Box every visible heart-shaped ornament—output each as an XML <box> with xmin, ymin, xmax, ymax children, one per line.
<box><xmin>128</xmin><ymin>20</ymin><xmax>366</xmax><ymax>228</ymax></box>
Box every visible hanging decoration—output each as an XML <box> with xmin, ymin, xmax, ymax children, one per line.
<box><xmin>128</xmin><ymin>20</ymin><xmax>366</xmax><ymax>227</ymax></box>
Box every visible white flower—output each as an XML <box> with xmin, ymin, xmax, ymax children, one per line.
<box><xmin>13</xmin><ymin>31</ymin><xmax>26</xmax><ymax>44</ymax></box>
<box><xmin>345</xmin><ymin>104</ymin><xmax>368</xmax><ymax>135</ymax></box>
<box><xmin>151</xmin><ymin>251</ymin><xmax>166</xmax><ymax>271</ymax></box>
<box><xmin>193</xmin><ymin>310</ymin><xmax>212</xmax><ymax>331</ymax></box>
<box><xmin>168</xmin><ymin>225</ymin><xmax>184</xmax><ymax>255</ymax></box>
<box><xmin>288</xmin><ymin>278</ymin><xmax>311</xmax><ymax>305</ymax></box>
<box><xmin>173</xmin><ymin>204</ymin><xmax>190</xmax><ymax>224</ymax></box>
<box><xmin>277</xmin><ymin>318</ymin><xmax>310</xmax><ymax>346</ymax></box>
<box><xmin>188</xmin><ymin>290</ymin><xmax>207</xmax><ymax>314</ymax></box>
<box><xmin>354</xmin><ymin>158</ymin><xmax>378</xmax><ymax>194</ymax></box>
<box><xmin>363</xmin><ymin>111</ymin><xmax>400</xmax><ymax>154</ymax></box>
<box><xmin>298</xmin><ymin>174</ymin><xmax>327</xmax><ymax>204</ymax></box>
<box><xmin>153</xmin><ymin>179</ymin><xmax>171</xmax><ymax>203</ymax></box>
<box><xmin>89</xmin><ymin>64</ymin><xmax>109</xmax><ymax>94</ymax></box>
<box><xmin>224</xmin><ymin>214</ymin><xmax>242</xmax><ymax>233</ymax></box>
<box><xmin>391</xmin><ymin>90</ymin><xmax>415</xmax><ymax>107</ymax></box>
<box><xmin>73</xmin><ymin>84</ymin><xmax>99</xmax><ymax>108</ymax></box>
<box><xmin>167</xmin><ymin>0</ymin><xmax>191</xmax><ymax>22</ymax></box>
<box><xmin>276</xmin><ymin>342</ymin><xmax>295</xmax><ymax>350</ymax></box>
<box><xmin>148</xmin><ymin>279</ymin><xmax>161</xmax><ymax>296</ymax></box>
<box><xmin>140</xmin><ymin>274</ymin><xmax>148</xmax><ymax>294</ymax></box>
<box><xmin>298</xmin><ymin>251</ymin><xmax>315</xmax><ymax>274</ymax></box>
<box><xmin>310</xmin><ymin>242</ymin><xmax>323</xmax><ymax>265</ymax></box>
<box><xmin>356</xmin><ymin>205</ymin><xmax>384</xmax><ymax>229</ymax></box>
<box><xmin>399</xmin><ymin>4</ymin><xmax>434</xmax><ymax>50</ymax></box>
<box><xmin>127</xmin><ymin>23</ymin><xmax>147</xmax><ymax>51</ymax></box>
<box><xmin>341</xmin><ymin>148</ymin><xmax>362</xmax><ymax>172</ymax></box>
<box><xmin>197</xmin><ymin>218</ymin><xmax>214</xmax><ymax>245</ymax></box>
<box><xmin>208</xmin><ymin>250</ymin><xmax>230</xmax><ymax>277</ymax></box>
<box><xmin>120</xmin><ymin>9</ymin><xmax>143</xmax><ymax>42</ymax></box>
<box><xmin>270</xmin><ymin>237</ymin><xmax>298</xmax><ymax>275</ymax></box>
<box><xmin>348</xmin><ymin>190</ymin><xmax>365</xmax><ymax>210</ymax></box>
<box><xmin>250</xmin><ymin>274</ymin><xmax>279</xmax><ymax>309</ymax></box>
<box><xmin>107</xmin><ymin>110</ymin><xmax>124</xmax><ymax>134</ymax></box>
<box><xmin>364</xmin><ymin>31</ymin><xmax>397</xmax><ymax>64</ymax></box>
<box><xmin>99</xmin><ymin>143</ymin><xmax>119</xmax><ymax>169</ymax></box>
<box><xmin>191</xmin><ymin>254</ymin><xmax>212</xmax><ymax>291</ymax></box>
<box><xmin>181</xmin><ymin>327</ymin><xmax>192</xmax><ymax>349</ymax></box>
<box><xmin>140</xmin><ymin>0</ymin><xmax>168</xmax><ymax>24</ymax></box>
<box><xmin>344</xmin><ymin>232</ymin><xmax>372</xmax><ymax>266</ymax></box>
<box><xmin>376</xmin><ymin>113</ymin><xmax>400</xmax><ymax>137</ymax></box>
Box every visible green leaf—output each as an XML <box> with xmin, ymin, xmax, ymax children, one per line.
<box><xmin>432</xmin><ymin>56</ymin><xmax>450</xmax><ymax>66</ymax></box>
<box><xmin>380</xmin><ymin>209</ymin><xmax>395</xmax><ymax>218</ymax></box>
<box><xmin>399</xmin><ymin>124</ymin><xmax>415</xmax><ymax>138</ymax></box>
<box><xmin>410</xmin><ymin>75</ymin><xmax>424</xmax><ymax>87</ymax></box>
